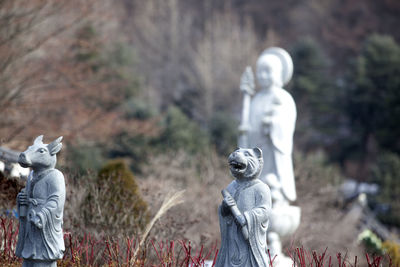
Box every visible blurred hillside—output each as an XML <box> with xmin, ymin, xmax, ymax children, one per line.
<box><xmin>1</xmin><ymin>0</ymin><xmax>400</xmax><ymax>257</ymax></box>
<box><xmin>1</xmin><ymin>0</ymin><xmax>399</xmax><ymax>157</ymax></box>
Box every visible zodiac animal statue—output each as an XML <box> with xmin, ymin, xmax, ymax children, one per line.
<box><xmin>216</xmin><ymin>147</ymin><xmax>272</xmax><ymax>267</ymax></box>
<box><xmin>16</xmin><ymin>135</ymin><xmax>65</xmax><ymax>267</ymax></box>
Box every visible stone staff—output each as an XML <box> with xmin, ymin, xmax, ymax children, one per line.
<box><xmin>238</xmin><ymin>66</ymin><xmax>255</xmax><ymax>148</ymax></box>
<box><xmin>221</xmin><ymin>189</ymin><xmax>249</xmax><ymax>240</ymax></box>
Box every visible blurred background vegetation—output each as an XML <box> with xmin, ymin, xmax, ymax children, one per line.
<box><xmin>0</xmin><ymin>0</ymin><xmax>399</xmax><ymax>257</ymax></box>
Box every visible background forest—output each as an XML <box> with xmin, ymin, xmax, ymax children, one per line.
<box><xmin>1</xmin><ymin>0</ymin><xmax>400</xmax><ymax>264</ymax></box>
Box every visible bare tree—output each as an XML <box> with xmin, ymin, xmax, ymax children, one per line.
<box><xmin>126</xmin><ymin>0</ymin><xmax>272</xmax><ymax>126</ymax></box>
<box><xmin>0</xmin><ymin>0</ymin><xmax>130</xmax><ymax>146</ymax></box>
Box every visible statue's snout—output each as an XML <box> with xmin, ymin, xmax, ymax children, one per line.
<box><xmin>18</xmin><ymin>152</ymin><xmax>31</xmax><ymax>168</ymax></box>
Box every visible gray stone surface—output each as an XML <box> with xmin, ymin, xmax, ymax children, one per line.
<box><xmin>16</xmin><ymin>135</ymin><xmax>65</xmax><ymax>267</ymax></box>
<box><xmin>215</xmin><ymin>148</ymin><xmax>272</xmax><ymax>267</ymax></box>
<box><xmin>238</xmin><ymin>47</ymin><xmax>300</xmax><ymax>264</ymax></box>
<box><xmin>339</xmin><ymin>179</ymin><xmax>379</xmax><ymax>202</ymax></box>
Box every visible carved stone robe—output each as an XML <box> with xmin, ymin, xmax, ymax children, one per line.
<box><xmin>215</xmin><ymin>179</ymin><xmax>271</xmax><ymax>267</ymax></box>
<box><xmin>16</xmin><ymin>169</ymin><xmax>65</xmax><ymax>261</ymax></box>
<box><xmin>246</xmin><ymin>88</ymin><xmax>297</xmax><ymax>201</ymax></box>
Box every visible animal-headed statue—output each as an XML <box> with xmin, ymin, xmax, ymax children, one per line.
<box><xmin>216</xmin><ymin>147</ymin><xmax>272</xmax><ymax>267</ymax></box>
<box><xmin>16</xmin><ymin>135</ymin><xmax>65</xmax><ymax>267</ymax></box>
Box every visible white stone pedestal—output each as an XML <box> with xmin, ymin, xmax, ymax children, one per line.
<box><xmin>268</xmin><ymin>204</ymin><xmax>301</xmax><ymax>266</ymax></box>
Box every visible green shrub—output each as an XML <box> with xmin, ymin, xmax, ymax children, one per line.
<box><xmin>109</xmin><ymin>131</ymin><xmax>153</xmax><ymax>174</ymax></box>
<box><xmin>289</xmin><ymin>37</ymin><xmax>343</xmax><ymax>150</ymax></box>
<box><xmin>370</xmin><ymin>151</ymin><xmax>400</xmax><ymax>227</ymax></box>
<box><xmin>106</xmin><ymin>43</ymin><xmax>143</xmax><ymax>99</ymax></box>
<box><xmin>157</xmin><ymin>106</ymin><xmax>210</xmax><ymax>154</ymax></box>
<box><xmin>66</xmin><ymin>142</ymin><xmax>106</xmax><ymax>175</ymax></box>
<box><xmin>209</xmin><ymin>112</ymin><xmax>237</xmax><ymax>155</ymax></box>
<box><xmin>383</xmin><ymin>240</ymin><xmax>400</xmax><ymax>266</ymax></box>
<box><xmin>121</xmin><ymin>98</ymin><xmax>157</xmax><ymax>120</ymax></box>
<box><xmin>358</xmin><ymin>229</ymin><xmax>384</xmax><ymax>255</ymax></box>
<box><xmin>82</xmin><ymin>159</ymin><xmax>150</xmax><ymax>235</ymax></box>
<box><xmin>294</xmin><ymin>150</ymin><xmax>343</xmax><ymax>186</ymax></box>
<box><xmin>347</xmin><ymin>34</ymin><xmax>400</xmax><ymax>156</ymax></box>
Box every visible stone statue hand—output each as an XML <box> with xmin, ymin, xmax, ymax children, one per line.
<box><xmin>240</xmin><ymin>66</ymin><xmax>255</xmax><ymax>95</ymax></box>
<box><xmin>17</xmin><ymin>190</ymin><xmax>28</xmax><ymax>206</ymax></box>
<box><xmin>223</xmin><ymin>194</ymin><xmax>236</xmax><ymax>207</ymax></box>
<box><xmin>28</xmin><ymin>210</ymin><xmax>43</xmax><ymax>229</ymax></box>
<box><xmin>32</xmin><ymin>216</ymin><xmax>43</xmax><ymax>229</ymax></box>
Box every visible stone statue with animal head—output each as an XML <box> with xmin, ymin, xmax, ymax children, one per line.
<box><xmin>16</xmin><ymin>135</ymin><xmax>65</xmax><ymax>267</ymax></box>
<box><xmin>215</xmin><ymin>147</ymin><xmax>272</xmax><ymax>267</ymax></box>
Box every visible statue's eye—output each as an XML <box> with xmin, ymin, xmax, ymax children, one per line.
<box><xmin>244</xmin><ymin>152</ymin><xmax>250</xmax><ymax>156</ymax></box>
<box><xmin>38</xmin><ymin>148</ymin><xmax>46</xmax><ymax>153</ymax></box>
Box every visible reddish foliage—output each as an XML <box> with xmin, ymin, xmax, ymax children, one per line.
<box><xmin>0</xmin><ymin>216</ymin><xmax>396</xmax><ymax>266</ymax></box>
<box><xmin>0</xmin><ymin>216</ymin><xmax>20</xmax><ymax>264</ymax></box>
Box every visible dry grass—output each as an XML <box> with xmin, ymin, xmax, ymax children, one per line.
<box><xmin>289</xmin><ymin>150</ymin><xmax>365</xmax><ymax>260</ymax></box>
<box><xmin>138</xmin><ymin>150</ymin><xmax>232</xmax><ymax>248</ymax></box>
<box><xmin>138</xmin><ymin>149</ymin><xmax>368</xmax><ymax>259</ymax></box>
<box><xmin>0</xmin><ymin>148</ymin><xmax>378</xmax><ymax>262</ymax></box>
<box><xmin>132</xmin><ymin>190</ymin><xmax>185</xmax><ymax>260</ymax></box>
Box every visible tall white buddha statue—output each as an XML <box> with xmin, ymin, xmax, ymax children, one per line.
<box><xmin>238</xmin><ymin>47</ymin><xmax>300</xmax><ymax>265</ymax></box>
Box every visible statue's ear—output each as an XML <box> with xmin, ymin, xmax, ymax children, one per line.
<box><xmin>252</xmin><ymin>147</ymin><xmax>263</xmax><ymax>158</ymax></box>
<box><xmin>34</xmin><ymin>135</ymin><xmax>44</xmax><ymax>145</ymax></box>
<box><xmin>47</xmin><ymin>136</ymin><xmax>63</xmax><ymax>155</ymax></box>
<box><xmin>235</xmin><ymin>147</ymin><xmax>240</xmax><ymax>151</ymax></box>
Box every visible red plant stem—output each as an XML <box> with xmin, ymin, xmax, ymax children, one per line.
<box><xmin>85</xmin><ymin>233</ymin><xmax>89</xmax><ymax>265</ymax></box>
<box><xmin>305</xmin><ymin>248</ymin><xmax>313</xmax><ymax>266</ymax></box>
<box><xmin>180</xmin><ymin>241</ymin><xmax>191</xmax><ymax>267</ymax></box>
<box><xmin>321</xmin><ymin>247</ymin><xmax>328</xmax><ymax>266</ymax></box>
<box><xmin>365</xmin><ymin>253</ymin><xmax>373</xmax><ymax>267</ymax></box>
<box><xmin>212</xmin><ymin>248</ymin><xmax>219</xmax><ymax>267</ymax></box>
<box><xmin>170</xmin><ymin>240</ymin><xmax>175</xmax><ymax>267</ymax></box>
<box><xmin>372</xmin><ymin>255</ymin><xmax>382</xmax><ymax>267</ymax></box>
<box><xmin>182</xmin><ymin>241</ymin><xmax>201</xmax><ymax>266</ymax></box>
<box><xmin>125</xmin><ymin>237</ymin><xmax>132</xmax><ymax>265</ymax></box>
<box><xmin>312</xmin><ymin>251</ymin><xmax>320</xmax><ymax>267</ymax></box>
<box><xmin>312</xmin><ymin>249</ymin><xmax>328</xmax><ymax>267</ymax></box>
<box><xmin>6</xmin><ymin>219</ymin><xmax>393</xmax><ymax>267</ymax></box>
<box><xmin>11</xmin><ymin>223</ymin><xmax>19</xmax><ymax>259</ymax></box>
<box><xmin>1</xmin><ymin>218</ymin><xmax>7</xmax><ymax>258</ymax></box>
<box><xmin>151</xmin><ymin>239</ymin><xmax>165</xmax><ymax>267</ymax></box>
<box><xmin>267</xmin><ymin>249</ymin><xmax>277</xmax><ymax>267</ymax></box>
<box><xmin>297</xmin><ymin>247</ymin><xmax>306</xmax><ymax>266</ymax></box>
<box><xmin>105</xmin><ymin>239</ymin><xmax>113</xmax><ymax>266</ymax></box>
<box><xmin>188</xmin><ymin>241</ymin><xmax>192</xmax><ymax>266</ymax></box>
<box><xmin>90</xmin><ymin>236</ymin><xmax>97</xmax><ymax>265</ymax></box>
<box><xmin>68</xmin><ymin>232</ymin><xmax>75</xmax><ymax>263</ymax></box>
<box><xmin>337</xmin><ymin>253</ymin><xmax>342</xmax><ymax>267</ymax></box>
<box><xmin>7</xmin><ymin>219</ymin><xmax>13</xmax><ymax>258</ymax></box>
<box><xmin>387</xmin><ymin>254</ymin><xmax>393</xmax><ymax>267</ymax></box>
<box><xmin>286</xmin><ymin>247</ymin><xmax>296</xmax><ymax>265</ymax></box>
<box><xmin>203</xmin><ymin>241</ymin><xmax>217</xmax><ymax>264</ymax></box>
<box><xmin>193</xmin><ymin>244</ymin><xmax>204</xmax><ymax>265</ymax></box>
<box><xmin>117</xmin><ymin>240</ymin><xmax>122</xmax><ymax>264</ymax></box>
